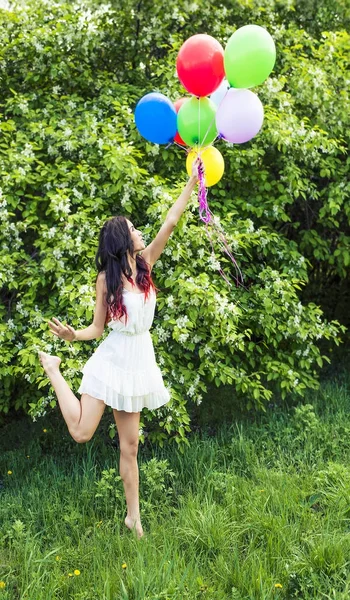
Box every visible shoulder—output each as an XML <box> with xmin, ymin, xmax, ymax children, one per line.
<box><xmin>96</xmin><ymin>271</ymin><xmax>107</xmax><ymax>289</ymax></box>
<box><xmin>139</xmin><ymin>251</ymin><xmax>153</xmax><ymax>273</ymax></box>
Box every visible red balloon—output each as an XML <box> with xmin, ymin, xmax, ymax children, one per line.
<box><xmin>173</xmin><ymin>98</ymin><xmax>189</xmax><ymax>146</ymax></box>
<box><xmin>176</xmin><ymin>34</ymin><xmax>225</xmax><ymax>97</ymax></box>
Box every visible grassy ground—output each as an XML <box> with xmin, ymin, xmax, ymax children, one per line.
<box><xmin>0</xmin><ymin>360</ymin><xmax>349</xmax><ymax>599</ymax></box>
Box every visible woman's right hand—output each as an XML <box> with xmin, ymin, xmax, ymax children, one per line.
<box><xmin>48</xmin><ymin>317</ymin><xmax>77</xmax><ymax>342</ymax></box>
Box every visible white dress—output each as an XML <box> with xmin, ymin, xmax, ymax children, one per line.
<box><xmin>77</xmin><ymin>287</ymin><xmax>171</xmax><ymax>412</ymax></box>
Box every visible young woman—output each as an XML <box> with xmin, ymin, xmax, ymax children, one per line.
<box><xmin>38</xmin><ymin>162</ymin><xmax>199</xmax><ymax>539</ymax></box>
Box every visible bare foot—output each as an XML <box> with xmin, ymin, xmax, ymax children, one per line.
<box><xmin>38</xmin><ymin>351</ymin><xmax>61</xmax><ymax>376</ymax></box>
<box><xmin>125</xmin><ymin>515</ymin><xmax>144</xmax><ymax>539</ymax></box>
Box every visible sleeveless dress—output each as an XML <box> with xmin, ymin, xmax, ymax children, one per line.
<box><xmin>77</xmin><ymin>286</ymin><xmax>171</xmax><ymax>412</ymax></box>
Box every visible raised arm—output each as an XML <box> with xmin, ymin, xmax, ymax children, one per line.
<box><xmin>141</xmin><ymin>162</ymin><xmax>199</xmax><ymax>268</ymax></box>
<box><xmin>167</xmin><ymin>170</ymin><xmax>198</xmax><ymax>226</ymax></box>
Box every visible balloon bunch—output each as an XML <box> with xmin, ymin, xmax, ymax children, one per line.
<box><xmin>134</xmin><ymin>25</ymin><xmax>276</xmax><ymax>289</ymax></box>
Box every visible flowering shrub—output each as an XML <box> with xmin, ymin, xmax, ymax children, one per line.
<box><xmin>0</xmin><ymin>0</ymin><xmax>347</xmax><ymax>448</ymax></box>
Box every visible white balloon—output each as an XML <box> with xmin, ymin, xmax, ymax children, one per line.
<box><xmin>216</xmin><ymin>88</ymin><xmax>264</xmax><ymax>144</ymax></box>
<box><xmin>210</xmin><ymin>79</ymin><xmax>230</xmax><ymax>108</ymax></box>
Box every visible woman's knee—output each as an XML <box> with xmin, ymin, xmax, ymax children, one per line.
<box><xmin>113</xmin><ymin>409</ymin><xmax>140</xmax><ymax>455</ymax></box>
<box><xmin>120</xmin><ymin>440</ymin><xmax>139</xmax><ymax>458</ymax></box>
<box><xmin>70</xmin><ymin>429</ymin><xmax>93</xmax><ymax>444</ymax></box>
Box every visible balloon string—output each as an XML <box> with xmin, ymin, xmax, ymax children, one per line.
<box><xmin>204</xmin><ymin>217</ymin><xmax>247</xmax><ymax>289</ymax></box>
<box><xmin>173</xmin><ymin>140</ymin><xmax>187</xmax><ymax>151</ymax></box>
<box><xmin>197</xmin><ymin>158</ymin><xmax>245</xmax><ymax>289</ymax></box>
<box><xmin>200</xmin><ymin>87</ymin><xmax>229</xmax><ymax>148</ymax></box>
<box><xmin>198</xmin><ymin>96</ymin><xmax>201</xmax><ymax>146</ymax></box>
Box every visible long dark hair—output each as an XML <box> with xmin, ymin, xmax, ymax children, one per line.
<box><xmin>95</xmin><ymin>216</ymin><xmax>159</xmax><ymax>325</ymax></box>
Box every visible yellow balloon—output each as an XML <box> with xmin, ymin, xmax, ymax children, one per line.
<box><xmin>186</xmin><ymin>146</ymin><xmax>224</xmax><ymax>187</ymax></box>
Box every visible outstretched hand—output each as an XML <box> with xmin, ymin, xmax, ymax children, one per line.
<box><xmin>48</xmin><ymin>317</ymin><xmax>77</xmax><ymax>342</ymax></box>
<box><xmin>191</xmin><ymin>157</ymin><xmax>203</xmax><ymax>182</ymax></box>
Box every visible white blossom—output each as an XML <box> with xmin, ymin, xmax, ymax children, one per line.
<box><xmin>18</xmin><ymin>100</ymin><xmax>29</xmax><ymax>113</ymax></box>
<box><xmin>45</xmin><ymin>226</ymin><xmax>57</xmax><ymax>239</ymax></box>
<box><xmin>152</xmin><ymin>185</ymin><xmax>162</xmax><ymax>199</ymax></box>
<box><xmin>176</xmin><ymin>315</ymin><xmax>189</xmax><ymax>329</ymax></box>
<box><xmin>179</xmin><ymin>332</ymin><xmax>189</xmax><ymax>344</ymax></box>
<box><xmin>72</xmin><ymin>187</ymin><xmax>83</xmax><ymax>200</ymax></box>
<box><xmin>23</xmin><ymin>143</ymin><xmax>35</xmax><ymax>159</ymax></box>
<box><xmin>166</xmin><ymin>295</ymin><xmax>174</xmax><ymax>309</ymax></box>
<box><xmin>63</xmin><ymin>140</ymin><xmax>74</xmax><ymax>152</ymax></box>
<box><xmin>50</xmin><ymin>195</ymin><xmax>71</xmax><ymax>217</ymax></box>
<box><xmin>155</xmin><ymin>325</ymin><xmax>170</xmax><ymax>342</ymax></box>
<box><xmin>187</xmin><ymin>385</ymin><xmax>195</xmax><ymax>397</ymax></box>
<box><xmin>246</xmin><ymin>219</ymin><xmax>255</xmax><ymax>233</ymax></box>
<box><xmin>208</xmin><ymin>253</ymin><xmax>221</xmax><ymax>271</ymax></box>
<box><xmin>203</xmin><ymin>345</ymin><xmax>212</xmax><ymax>355</ymax></box>
<box><xmin>7</xmin><ymin>318</ymin><xmax>16</xmax><ymax>330</ymax></box>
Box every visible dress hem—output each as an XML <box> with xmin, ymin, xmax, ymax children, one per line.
<box><xmin>77</xmin><ymin>383</ymin><xmax>171</xmax><ymax>413</ymax></box>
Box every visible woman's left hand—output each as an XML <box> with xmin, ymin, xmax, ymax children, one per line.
<box><xmin>191</xmin><ymin>157</ymin><xmax>201</xmax><ymax>182</ymax></box>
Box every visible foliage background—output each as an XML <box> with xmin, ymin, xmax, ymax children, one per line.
<box><xmin>0</xmin><ymin>0</ymin><xmax>348</xmax><ymax>445</ymax></box>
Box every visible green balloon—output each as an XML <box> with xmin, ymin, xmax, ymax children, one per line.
<box><xmin>224</xmin><ymin>25</ymin><xmax>276</xmax><ymax>89</ymax></box>
<box><xmin>177</xmin><ymin>97</ymin><xmax>217</xmax><ymax>147</ymax></box>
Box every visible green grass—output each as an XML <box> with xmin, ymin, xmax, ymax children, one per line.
<box><xmin>0</xmin><ymin>365</ymin><xmax>350</xmax><ymax>599</ymax></box>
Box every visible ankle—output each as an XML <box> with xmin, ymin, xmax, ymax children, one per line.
<box><xmin>126</xmin><ymin>513</ymin><xmax>140</xmax><ymax>521</ymax></box>
<box><xmin>45</xmin><ymin>365</ymin><xmax>60</xmax><ymax>376</ymax></box>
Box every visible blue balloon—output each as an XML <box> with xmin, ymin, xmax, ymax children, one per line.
<box><xmin>134</xmin><ymin>92</ymin><xmax>177</xmax><ymax>144</ymax></box>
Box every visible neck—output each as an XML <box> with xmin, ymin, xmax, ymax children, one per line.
<box><xmin>127</xmin><ymin>252</ymin><xmax>137</xmax><ymax>277</ymax></box>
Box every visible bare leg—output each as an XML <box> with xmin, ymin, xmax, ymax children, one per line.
<box><xmin>38</xmin><ymin>351</ymin><xmax>105</xmax><ymax>442</ymax></box>
<box><xmin>120</xmin><ymin>454</ymin><xmax>140</xmax><ymax>518</ymax></box>
<box><xmin>113</xmin><ymin>409</ymin><xmax>144</xmax><ymax>539</ymax></box>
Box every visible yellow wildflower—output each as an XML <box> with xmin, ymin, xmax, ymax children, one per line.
<box><xmin>74</xmin><ymin>570</ymin><xmax>80</xmax><ymax>576</ymax></box>
<box><xmin>122</xmin><ymin>563</ymin><xmax>127</xmax><ymax>569</ymax></box>
<box><xmin>0</xmin><ymin>581</ymin><xmax>6</xmax><ymax>589</ymax></box>
<box><xmin>55</xmin><ymin>556</ymin><xmax>61</xmax><ymax>561</ymax></box>
<box><xmin>43</xmin><ymin>429</ymin><xmax>47</xmax><ymax>433</ymax></box>
<box><xmin>275</xmin><ymin>583</ymin><xmax>283</xmax><ymax>589</ymax></box>
<box><xmin>7</xmin><ymin>470</ymin><xmax>12</xmax><ymax>475</ymax></box>
<box><xmin>68</xmin><ymin>573</ymin><xmax>73</xmax><ymax>577</ymax></box>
